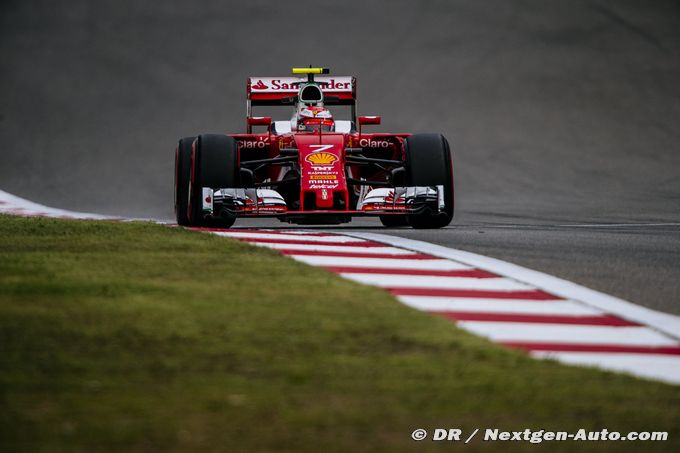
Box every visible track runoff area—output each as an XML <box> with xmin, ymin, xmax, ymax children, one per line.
<box><xmin>2</xmin><ymin>189</ymin><xmax>680</xmax><ymax>385</ymax></box>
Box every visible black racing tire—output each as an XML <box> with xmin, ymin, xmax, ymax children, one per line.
<box><xmin>404</xmin><ymin>133</ymin><xmax>454</xmax><ymax>229</ymax></box>
<box><xmin>174</xmin><ymin>136</ymin><xmax>196</xmax><ymax>226</ymax></box>
<box><xmin>379</xmin><ymin>215</ymin><xmax>409</xmax><ymax>227</ymax></box>
<box><xmin>188</xmin><ymin>134</ymin><xmax>239</xmax><ymax>228</ymax></box>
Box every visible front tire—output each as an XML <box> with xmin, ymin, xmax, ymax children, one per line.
<box><xmin>404</xmin><ymin>133</ymin><xmax>454</xmax><ymax>229</ymax></box>
<box><xmin>175</xmin><ymin>136</ymin><xmax>196</xmax><ymax>226</ymax></box>
<box><xmin>188</xmin><ymin>134</ymin><xmax>239</xmax><ymax>227</ymax></box>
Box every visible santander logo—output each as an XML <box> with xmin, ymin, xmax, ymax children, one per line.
<box><xmin>251</xmin><ymin>78</ymin><xmax>351</xmax><ymax>92</ymax></box>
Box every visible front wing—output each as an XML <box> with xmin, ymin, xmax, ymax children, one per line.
<box><xmin>200</xmin><ymin>186</ymin><xmax>445</xmax><ymax>219</ymax></box>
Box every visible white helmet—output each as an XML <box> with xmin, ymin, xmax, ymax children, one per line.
<box><xmin>295</xmin><ymin>106</ymin><xmax>334</xmax><ymax>132</ymax></box>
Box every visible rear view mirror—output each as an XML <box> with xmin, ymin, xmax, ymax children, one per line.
<box><xmin>358</xmin><ymin>116</ymin><xmax>381</xmax><ymax>126</ymax></box>
<box><xmin>247</xmin><ymin>116</ymin><xmax>272</xmax><ymax>126</ymax></box>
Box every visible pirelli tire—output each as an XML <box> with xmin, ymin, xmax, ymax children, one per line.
<box><xmin>188</xmin><ymin>134</ymin><xmax>239</xmax><ymax>228</ymax></box>
<box><xmin>174</xmin><ymin>136</ymin><xmax>196</xmax><ymax>226</ymax></box>
<box><xmin>404</xmin><ymin>133</ymin><xmax>454</xmax><ymax>229</ymax></box>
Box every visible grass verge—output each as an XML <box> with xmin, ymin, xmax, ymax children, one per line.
<box><xmin>1</xmin><ymin>214</ymin><xmax>679</xmax><ymax>452</ymax></box>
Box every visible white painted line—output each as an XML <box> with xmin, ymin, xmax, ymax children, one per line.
<box><xmin>459</xmin><ymin>223</ymin><xmax>680</xmax><ymax>229</ymax></box>
<box><xmin>212</xmin><ymin>231</ymin><xmax>366</xmax><ymax>243</ymax></box>
<box><xmin>288</xmin><ymin>255</ymin><xmax>473</xmax><ymax>270</ymax></box>
<box><xmin>341</xmin><ymin>274</ymin><xmax>533</xmax><ymax>291</ymax></box>
<box><xmin>0</xmin><ymin>189</ymin><xmax>113</xmax><ymax>220</ymax></box>
<box><xmin>397</xmin><ymin>296</ymin><xmax>605</xmax><ymax>316</ymax></box>
<box><xmin>531</xmin><ymin>351</ymin><xmax>680</xmax><ymax>384</ymax></box>
<box><xmin>343</xmin><ymin>232</ymin><xmax>680</xmax><ymax>341</ymax></box>
<box><xmin>556</xmin><ymin>223</ymin><xmax>680</xmax><ymax>228</ymax></box>
<box><xmin>249</xmin><ymin>242</ymin><xmax>419</xmax><ymax>255</ymax></box>
<box><xmin>458</xmin><ymin>322</ymin><xmax>677</xmax><ymax>346</ymax></box>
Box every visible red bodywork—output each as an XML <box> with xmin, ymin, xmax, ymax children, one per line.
<box><xmin>229</xmin><ymin>75</ymin><xmax>413</xmax><ymax>218</ymax></box>
<box><xmin>187</xmin><ymin>73</ymin><xmax>450</xmax><ymax>225</ymax></box>
<box><xmin>229</xmin><ymin>129</ymin><xmax>411</xmax><ymax>217</ymax></box>
<box><xmin>296</xmin><ymin>134</ymin><xmax>347</xmax><ymax>209</ymax></box>
<box><xmin>176</xmin><ymin>70</ymin><xmax>453</xmax><ymax>227</ymax></box>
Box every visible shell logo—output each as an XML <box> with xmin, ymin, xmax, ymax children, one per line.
<box><xmin>305</xmin><ymin>152</ymin><xmax>338</xmax><ymax>165</ymax></box>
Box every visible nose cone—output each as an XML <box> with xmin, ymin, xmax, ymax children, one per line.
<box><xmin>295</xmin><ymin>134</ymin><xmax>347</xmax><ymax>210</ymax></box>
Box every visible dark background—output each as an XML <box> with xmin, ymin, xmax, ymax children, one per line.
<box><xmin>1</xmin><ymin>1</ymin><xmax>679</xmax><ymax>311</ymax></box>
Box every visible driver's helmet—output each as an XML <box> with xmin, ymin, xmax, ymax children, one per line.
<box><xmin>297</xmin><ymin>106</ymin><xmax>334</xmax><ymax>132</ymax></box>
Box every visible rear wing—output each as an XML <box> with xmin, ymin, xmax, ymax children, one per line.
<box><xmin>245</xmin><ymin>68</ymin><xmax>357</xmax><ymax>133</ymax></box>
<box><xmin>247</xmin><ymin>76</ymin><xmax>356</xmax><ymax>106</ymax></box>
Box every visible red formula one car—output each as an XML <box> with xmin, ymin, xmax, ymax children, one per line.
<box><xmin>174</xmin><ymin>67</ymin><xmax>454</xmax><ymax>228</ymax></box>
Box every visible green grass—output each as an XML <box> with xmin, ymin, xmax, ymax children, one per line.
<box><xmin>0</xmin><ymin>214</ymin><xmax>679</xmax><ymax>452</ymax></box>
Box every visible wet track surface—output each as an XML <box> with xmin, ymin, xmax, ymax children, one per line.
<box><xmin>1</xmin><ymin>1</ymin><xmax>679</xmax><ymax>313</ymax></box>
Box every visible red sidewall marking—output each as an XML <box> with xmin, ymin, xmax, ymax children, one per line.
<box><xmin>236</xmin><ymin>237</ymin><xmax>384</xmax><ymax>247</ymax></box>
<box><xmin>503</xmin><ymin>342</ymin><xmax>680</xmax><ymax>356</ymax></box>
<box><xmin>434</xmin><ymin>311</ymin><xmax>638</xmax><ymax>326</ymax></box>
<box><xmin>279</xmin><ymin>249</ymin><xmax>439</xmax><ymax>260</ymax></box>
<box><xmin>323</xmin><ymin>266</ymin><xmax>497</xmax><ymax>278</ymax></box>
<box><xmin>388</xmin><ymin>287</ymin><xmax>561</xmax><ymax>300</ymax></box>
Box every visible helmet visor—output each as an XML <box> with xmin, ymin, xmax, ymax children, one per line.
<box><xmin>299</xmin><ymin>119</ymin><xmax>334</xmax><ymax>132</ymax></box>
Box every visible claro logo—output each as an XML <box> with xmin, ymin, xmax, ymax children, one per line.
<box><xmin>359</xmin><ymin>138</ymin><xmax>391</xmax><ymax>148</ymax></box>
<box><xmin>240</xmin><ymin>137</ymin><xmax>269</xmax><ymax>149</ymax></box>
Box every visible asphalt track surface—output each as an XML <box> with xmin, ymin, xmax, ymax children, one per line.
<box><xmin>1</xmin><ymin>1</ymin><xmax>679</xmax><ymax>313</ymax></box>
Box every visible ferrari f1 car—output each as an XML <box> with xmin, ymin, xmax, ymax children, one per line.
<box><xmin>174</xmin><ymin>67</ymin><xmax>454</xmax><ymax>228</ymax></box>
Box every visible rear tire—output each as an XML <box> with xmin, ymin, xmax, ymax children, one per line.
<box><xmin>404</xmin><ymin>134</ymin><xmax>454</xmax><ymax>229</ymax></box>
<box><xmin>175</xmin><ymin>136</ymin><xmax>196</xmax><ymax>226</ymax></box>
<box><xmin>188</xmin><ymin>134</ymin><xmax>239</xmax><ymax>227</ymax></box>
<box><xmin>379</xmin><ymin>215</ymin><xmax>409</xmax><ymax>227</ymax></box>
